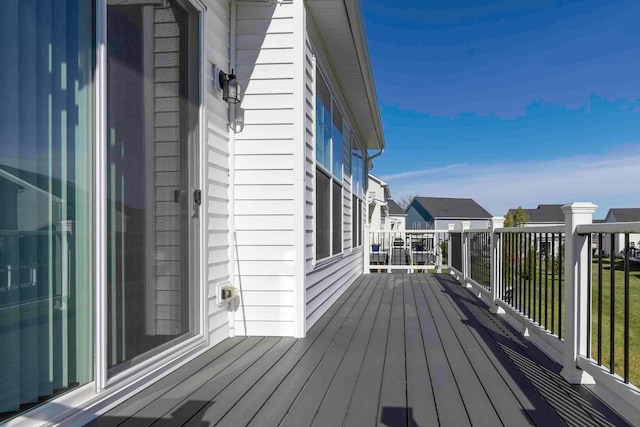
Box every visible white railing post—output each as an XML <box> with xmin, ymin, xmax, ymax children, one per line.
<box><xmin>490</xmin><ymin>216</ymin><xmax>505</xmax><ymax>314</ymax></box>
<box><xmin>364</xmin><ymin>222</ymin><xmax>371</xmax><ymax>274</ymax></box>
<box><xmin>561</xmin><ymin>202</ymin><xmax>597</xmax><ymax>384</ymax></box>
<box><xmin>461</xmin><ymin>221</ymin><xmax>471</xmax><ymax>287</ymax></box>
<box><xmin>447</xmin><ymin>223</ymin><xmax>455</xmax><ymax>268</ymax></box>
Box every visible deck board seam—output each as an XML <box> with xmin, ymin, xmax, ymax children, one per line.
<box><xmin>416</xmin><ymin>274</ymin><xmax>474</xmax><ymax>426</ymax></box>
<box><xmin>308</xmin><ymin>274</ymin><xmax>386</xmax><ymax>426</ymax></box>
<box><xmin>280</xmin><ymin>273</ymin><xmax>383</xmax><ymax>426</ymax></box>
<box><xmin>247</xmin><ymin>274</ymin><xmax>377</xmax><ymax>425</ymax></box>
<box><xmin>408</xmin><ymin>273</ymin><xmax>439</xmax><ymax>426</ymax></box>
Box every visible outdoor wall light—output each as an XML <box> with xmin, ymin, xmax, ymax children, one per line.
<box><xmin>219</xmin><ymin>69</ymin><xmax>242</xmax><ymax>104</ymax></box>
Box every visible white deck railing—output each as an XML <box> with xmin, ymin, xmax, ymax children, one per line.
<box><xmin>366</xmin><ymin>229</ymin><xmax>449</xmax><ymax>271</ymax></box>
<box><xmin>435</xmin><ymin>206</ymin><xmax>640</xmax><ymax>421</ymax></box>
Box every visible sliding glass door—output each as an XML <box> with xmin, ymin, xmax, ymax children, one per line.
<box><xmin>106</xmin><ymin>0</ymin><xmax>199</xmax><ymax>374</ymax></box>
<box><xmin>0</xmin><ymin>0</ymin><xmax>94</xmax><ymax>419</ymax></box>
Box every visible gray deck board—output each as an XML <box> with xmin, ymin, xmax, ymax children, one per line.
<box><xmin>404</xmin><ymin>274</ymin><xmax>438</xmax><ymax>427</ymax></box>
<box><xmin>341</xmin><ymin>273</ymin><xmax>394</xmax><ymax>426</ymax></box>
<box><xmin>88</xmin><ymin>337</ymin><xmax>245</xmax><ymax>427</ymax></box>
<box><xmin>412</xmin><ymin>275</ymin><xmax>472</xmax><ymax>427</ymax></box>
<box><xmin>215</xmin><ymin>275</ymin><xmax>368</xmax><ymax>426</ymax></box>
<box><xmin>184</xmin><ymin>337</ymin><xmax>297</xmax><ymax>426</ymax></box>
<box><xmin>378</xmin><ymin>275</ymin><xmax>408</xmax><ymax>426</ymax></box>
<box><xmin>278</xmin><ymin>274</ymin><xmax>380</xmax><ymax>427</ymax></box>
<box><xmin>95</xmin><ymin>273</ymin><xmax>631</xmax><ymax>427</ymax></box>
<box><xmin>310</xmin><ymin>275</ymin><xmax>386</xmax><ymax>427</ymax></box>
<box><xmin>246</xmin><ymin>275</ymin><xmax>376</xmax><ymax>426</ymax></box>
<box><xmin>120</xmin><ymin>337</ymin><xmax>265</xmax><ymax>426</ymax></box>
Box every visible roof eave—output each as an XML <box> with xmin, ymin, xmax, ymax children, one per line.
<box><xmin>306</xmin><ymin>0</ymin><xmax>385</xmax><ymax>151</ymax></box>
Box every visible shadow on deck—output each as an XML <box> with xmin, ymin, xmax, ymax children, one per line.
<box><xmin>90</xmin><ymin>273</ymin><xmax>629</xmax><ymax>427</ymax></box>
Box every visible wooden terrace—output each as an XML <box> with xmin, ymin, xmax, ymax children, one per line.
<box><xmin>91</xmin><ymin>273</ymin><xmax>628</xmax><ymax>426</ymax></box>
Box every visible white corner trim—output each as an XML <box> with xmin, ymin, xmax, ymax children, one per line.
<box><xmin>292</xmin><ymin>0</ymin><xmax>307</xmax><ymax>338</ymax></box>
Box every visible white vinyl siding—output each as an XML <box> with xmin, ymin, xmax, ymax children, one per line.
<box><xmin>204</xmin><ymin>0</ymin><xmax>233</xmax><ymax>346</ymax></box>
<box><xmin>304</xmin><ymin>10</ymin><xmax>364</xmax><ymax>331</ymax></box>
<box><xmin>233</xmin><ymin>1</ymin><xmax>296</xmax><ymax>336</ymax></box>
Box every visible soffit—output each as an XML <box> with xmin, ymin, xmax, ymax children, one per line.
<box><xmin>306</xmin><ymin>0</ymin><xmax>385</xmax><ymax>150</ymax></box>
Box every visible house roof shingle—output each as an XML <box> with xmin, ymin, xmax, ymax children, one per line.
<box><xmin>387</xmin><ymin>199</ymin><xmax>406</xmax><ymax>216</ymax></box>
<box><xmin>507</xmin><ymin>204</ymin><xmax>565</xmax><ymax>224</ymax></box>
<box><xmin>414</xmin><ymin>197</ymin><xmax>492</xmax><ymax>219</ymax></box>
<box><xmin>607</xmin><ymin>208</ymin><xmax>640</xmax><ymax>222</ymax></box>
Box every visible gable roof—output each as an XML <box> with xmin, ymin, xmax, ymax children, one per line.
<box><xmin>413</xmin><ymin>197</ymin><xmax>492</xmax><ymax>219</ymax></box>
<box><xmin>606</xmin><ymin>208</ymin><xmax>640</xmax><ymax>222</ymax></box>
<box><xmin>507</xmin><ymin>204</ymin><xmax>565</xmax><ymax>224</ymax></box>
<box><xmin>387</xmin><ymin>199</ymin><xmax>406</xmax><ymax>216</ymax></box>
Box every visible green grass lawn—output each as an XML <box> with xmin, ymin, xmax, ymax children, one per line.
<box><xmin>591</xmin><ymin>258</ymin><xmax>640</xmax><ymax>386</ymax></box>
<box><xmin>503</xmin><ymin>256</ymin><xmax>640</xmax><ymax>386</ymax></box>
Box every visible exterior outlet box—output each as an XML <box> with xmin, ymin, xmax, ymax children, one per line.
<box><xmin>216</xmin><ymin>282</ymin><xmax>237</xmax><ymax>306</ymax></box>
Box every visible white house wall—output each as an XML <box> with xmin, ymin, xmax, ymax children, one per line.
<box><xmin>232</xmin><ymin>1</ymin><xmax>298</xmax><ymax>337</ymax></box>
<box><xmin>204</xmin><ymin>0</ymin><xmax>233</xmax><ymax>346</ymax></box>
<box><xmin>304</xmin><ymin>7</ymin><xmax>364</xmax><ymax>332</ymax></box>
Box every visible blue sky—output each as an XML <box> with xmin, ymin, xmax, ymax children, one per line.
<box><xmin>363</xmin><ymin>0</ymin><xmax>640</xmax><ymax>218</ymax></box>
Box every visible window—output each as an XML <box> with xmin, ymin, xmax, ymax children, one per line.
<box><xmin>0</xmin><ymin>1</ymin><xmax>94</xmax><ymax>417</ymax></box>
<box><xmin>315</xmin><ymin>73</ymin><xmax>344</xmax><ymax>260</ymax></box>
<box><xmin>352</xmin><ymin>146</ymin><xmax>366</xmax><ymax>247</ymax></box>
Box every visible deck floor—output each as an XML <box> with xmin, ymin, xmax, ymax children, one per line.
<box><xmin>92</xmin><ymin>273</ymin><xmax>628</xmax><ymax>426</ymax></box>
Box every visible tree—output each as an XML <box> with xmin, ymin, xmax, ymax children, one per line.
<box><xmin>397</xmin><ymin>192</ymin><xmax>418</xmax><ymax>210</ymax></box>
<box><xmin>504</xmin><ymin>212</ymin><xmax>514</xmax><ymax>227</ymax></box>
<box><xmin>514</xmin><ymin>206</ymin><xmax>528</xmax><ymax>227</ymax></box>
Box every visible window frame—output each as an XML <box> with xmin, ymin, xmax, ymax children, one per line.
<box><xmin>314</xmin><ymin>71</ymin><xmax>348</xmax><ymax>262</ymax></box>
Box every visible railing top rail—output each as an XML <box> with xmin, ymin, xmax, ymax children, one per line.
<box><xmin>577</xmin><ymin>221</ymin><xmax>640</xmax><ymax>235</ymax></box>
<box><xmin>463</xmin><ymin>228</ymin><xmax>491</xmax><ymax>233</ymax></box>
<box><xmin>368</xmin><ymin>229</ymin><xmax>451</xmax><ymax>234</ymax></box>
<box><xmin>496</xmin><ymin>225</ymin><xmax>565</xmax><ymax>234</ymax></box>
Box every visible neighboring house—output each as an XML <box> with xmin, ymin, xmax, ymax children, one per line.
<box><xmin>406</xmin><ymin>197</ymin><xmax>492</xmax><ymax>230</ymax></box>
<box><xmin>387</xmin><ymin>199</ymin><xmax>407</xmax><ymax>230</ymax></box>
<box><xmin>367</xmin><ymin>174</ymin><xmax>390</xmax><ymax>231</ymax></box>
<box><xmin>0</xmin><ymin>1</ymin><xmax>384</xmax><ymax>424</ymax></box>
<box><xmin>506</xmin><ymin>204</ymin><xmax>566</xmax><ymax>257</ymax></box>
<box><xmin>507</xmin><ymin>204</ymin><xmax>565</xmax><ymax>226</ymax></box>
<box><xmin>601</xmin><ymin>208</ymin><xmax>640</xmax><ymax>256</ymax></box>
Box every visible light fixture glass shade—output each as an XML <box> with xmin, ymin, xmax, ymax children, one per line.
<box><xmin>220</xmin><ymin>69</ymin><xmax>242</xmax><ymax>104</ymax></box>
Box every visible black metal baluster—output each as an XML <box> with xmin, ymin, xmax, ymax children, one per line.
<box><xmin>624</xmin><ymin>233</ymin><xmax>630</xmax><ymax>383</ymax></box>
<box><xmin>551</xmin><ymin>233</ymin><xmax>556</xmax><ymax>335</ymax></box>
<box><xmin>559</xmin><ymin>235</ymin><xmax>563</xmax><ymax>340</ymax></box>
<box><xmin>538</xmin><ymin>233</ymin><xmax>542</xmax><ymax>326</ymax></box>
<box><xmin>518</xmin><ymin>233</ymin><xmax>522</xmax><ymax>313</ymax></box>
<box><xmin>545</xmin><ymin>232</ymin><xmax>549</xmax><ymax>330</ymax></box>
<box><xmin>533</xmin><ymin>233</ymin><xmax>537</xmax><ymax>322</ymax></box>
<box><xmin>598</xmin><ymin>233</ymin><xmax>603</xmax><ymax>365</ymax></box>
<box><xmin>527</xmin><ymin>233</ymin><xmax>531</xmax><ymax>318</ymax></box>
<box><xmin>610</xmin><ymin>233</ymin><xmax>615</xmax><ymax>374</ymax></box>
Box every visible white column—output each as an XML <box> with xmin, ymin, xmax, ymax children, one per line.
<box><xmin>490</xmin><ymin>217</ymin><xmax>505</xmax><ymax>313</ymax></box>
<box><xmin>561</xmin><ymin>202</ymin><xmax>597</xmax><ymax>384</ymax></box>
<box><xmin>461</xmin><ymin>221</ymin><xmax>471</xmax><ymax>287</ymax></box>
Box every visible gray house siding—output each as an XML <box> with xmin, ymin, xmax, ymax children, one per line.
<box><xmin>406</xmin><ymin>201</ymin><xmax>433</xmax><ymax>229</ymax></box>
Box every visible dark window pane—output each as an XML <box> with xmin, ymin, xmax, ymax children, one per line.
<box><xmin>316</xmin><ymin>169</ymin><xmax>331</xmax><ymax>259</ymax></box>
<box><xmin>332</xmin><ymin>181</ymin><xmax>342</xmax><ymax>254</ymax></box>
<box><xmin>352</xmin><ymin>195</ymin><xmax>359</xmax><ymax>247</ymax></box>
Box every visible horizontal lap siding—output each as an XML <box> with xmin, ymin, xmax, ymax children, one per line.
<box><xmin>204</xmin><ymin>0</ymin><xmax>232</xmax><ymax>346</ymax></box>
<box><xmin>234</xmin><ymin>1</ymin><xmax>296</xmax><ymax>337</ymax></box>
<box><xmin>304</xmin><ymin>14</ymin><xmax>363</xmax><ymax>332</ymax></box>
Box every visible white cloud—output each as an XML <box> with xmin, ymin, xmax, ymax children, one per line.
<box><xmin>381</xmin><ymin>147</ymin><xmax>640</xmax><ymax>218</ymax></box>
